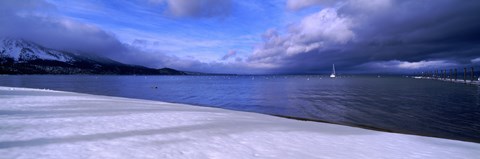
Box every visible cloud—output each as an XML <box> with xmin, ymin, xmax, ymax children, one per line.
<box><xmin>472</xmin><ymin>57</ymin><xmax>480</xmax><ymax>63</ymax></box>
<box><xmin>342</xmin><ymin>0</ymin><xmax>392</xmax><ymax>13</ymax></box>
<box><xmin>247</xmin><ymin>0</ymin><xmax>480</xmax><ymax>74</ymax></box>
<box><xmin>132</xmin><ymin>39</ymin><xmax>148</xmax><ymax>47</ymax></box>
<box><xmin>286</xmin><ymin>0</ymin><xmax>335</xmax><ymax>10</ymax></box>
<box><xmin>0</xmin><ymin>0</ymin><xmax>127</xmax><ymax>57</ymax></box>
<box><xmin>371</xmin><ymin>60</ymin><xmax>456</xmax><ymax>69</ymax></box>
<box><xmin>352</xmin><ymin>60</ymin><xmax>459</xmax><ymax>74</ymax></box>
<box><xmin>235</xmin><ymin>57</ymin><xmax>243</xmax><ymax>62</ymax></box>
<box><xmin>248</xmin><ymin>8</ymin><xmax>353</xmax><ymax>66</ymax></box>
<box><xmin>152</xmin><ymin>0</ymin><xmax>232</xmax><ymax>18</ymax></box>
<box><xmin>295</xmin><ymin>8</ymin><xmax>354</xmax><ymax>44</ymax></box>
<box><xmin>0</xmin><ymin>0</ymin><xmax>265</xmax><ymax>73</ymax></box>
<box><xmin>0</xmin><ymin>0</ymin><xmax>184</xmax><ymax>70</ymax></box>
<box><xmin>286</xmin><ymin>0</ymin><xmax>391</xmax><ymax>11</ymax></box>
<box><xmin>221</xmin><ymin>50</ymin><xmax>237</xmax><ymax>60</ymax></box>
<box><xmin>396</xmin><ymin>60</ymin><xmax>452</xmax><ymax>69</ymax></box>
<box><xmin>0</xmin><ymin>0</ymin><xmax>256</xmax><ymax>73</ymax></box>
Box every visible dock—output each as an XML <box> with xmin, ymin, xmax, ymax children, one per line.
<box><xmin>412</xmin><ymin>67</ymin><xmax>479</xmax><ymax>86</ymax></box>
<box><xmin>413</xmin><ymin>76</ymin><xmax>480</xmax><ymax>86</ymax></box>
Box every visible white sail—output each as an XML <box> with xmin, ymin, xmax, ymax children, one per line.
<box><xmin>330</xmin><ymin>64</ymin><xmax>336</xmax><ymax>78</ymax></box>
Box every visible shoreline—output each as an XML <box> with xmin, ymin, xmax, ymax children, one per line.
<box><xmin>2</xmin><ymin>84</ymin><xmax>478</xmax><ymax>144</ymax></box>
<box><xmin>274</xmin><ymin>115</ymin><xmax>480</xmax><ymax>144</ymax></box>
<box><xmin>1</xmin><ymin>86</ymin><xmax>479</xmax><ymax>158</ymax></box>
<box><xmin>2</xmin><ymin>85</ymin><xmax>479</xmax><ymax>144</ymax></box>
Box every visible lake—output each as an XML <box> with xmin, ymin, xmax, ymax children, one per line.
<box><xmin>0</xmin><ymin>75</ymin><xmax>479</xmax><ymax>142</ymax></box>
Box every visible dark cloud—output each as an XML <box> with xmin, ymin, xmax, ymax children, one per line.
<box><xmin>0</xmin><ymin>0</ymin><xmax>242</xmax><ymax>73</ymax></box>
<box><xmin>0</xmin><ymin>0</ymin><xmax>177</xmax><ymax>70</ymax></box>
<box><xmin>0</xmin><ymin>0</ymin><xmax>127</xmax><ymax>58</ymax></box>
<box><xmin>132</xmin><ymin>39</ymin><xmax>149</xmax><ymax>46</ymax></box>
<box><xmin>235</xmin><ymin>57</ymin><xmax>243</xmax><ymax>62</ymax></box>
<box><xmin>220</xmin><ymin>50</ymin><xmax>236</xmax><ymax>60</ymax></box>
<box><xmin>286</xmin><ymin>0</ymin><xmax>336</xmax><ymax>11</ymax></box>
<box><xmin>152</xmin><ymin>0</ymin><xmax>232</xmax><ymax>18</ymax></box>
<box><xmin>0</xmin><ymin>0</ymin><xmax>241</xmax><ymax>72</ymax></box>
<box><xmin>250</xmin><ymin>0</ymin><xmax>480</xmax><ymax>74</ymax></box>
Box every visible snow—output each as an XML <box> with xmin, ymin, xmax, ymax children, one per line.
<box><xmin>0</xmin><ymin>86</ymin><xmax>479</xmax><ymax>159</ymax></box>
<box><xmin>0</xmin><ymin>38</ymin><xmax>71</xmax><ymax>62</ymax></box>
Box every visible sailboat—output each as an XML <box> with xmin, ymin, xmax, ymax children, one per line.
<box><xmin>330</xmin><ymin>64</ymin><xmax>336</xmax><ymax>78</ymax></box>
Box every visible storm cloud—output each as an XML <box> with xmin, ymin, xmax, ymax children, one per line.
<box><xmin>0</xmin><ymin>0</ymin><xmax>203</xmax><ymax>71</ymax></box>
<box><xmin>251</xmin><ymin>0</ymin><xmax>480</xmax><ymax>74</ymax></box>
<box><xmin>150</xmin><ymin>0</ymin><xmax>232</xmax><ymax>18</ymax></box>
<box><xmin>0</xmin><ymin>0</ymin><xmax>128</xmax><ymax>58</ymax></box>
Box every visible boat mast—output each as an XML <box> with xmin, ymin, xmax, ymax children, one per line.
<box><xmin>333</xmin><ymin>64</ymin><xmax>335</xmax><ymax>75</ymax></box>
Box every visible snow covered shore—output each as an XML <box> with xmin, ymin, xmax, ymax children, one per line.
<box><xmin>1</xmin><ymin>86</ymin><xmax>479</xmax><ymax>159</ymax></box>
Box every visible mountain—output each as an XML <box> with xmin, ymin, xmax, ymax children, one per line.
<box><xmin>0</xmin><ymin>38</ymin><xmax>185</xmax><ymax>75</ymax></box>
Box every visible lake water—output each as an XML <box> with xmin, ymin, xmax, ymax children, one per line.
<box><xmin>0</xmin><ymin>75</ymin><xmax>479</xmax><ymax>142</ymax></box>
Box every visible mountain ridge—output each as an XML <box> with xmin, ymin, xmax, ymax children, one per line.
<box><xmin>0</xmin><ymin>38</ymin><xmax>186</xmax><ymax>75</ymax></box>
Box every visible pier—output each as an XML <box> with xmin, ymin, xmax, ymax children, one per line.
<box><xmin>412</xmin><ymin>67</ymin><xmax>480</xmax><ymax>86</ymax></box>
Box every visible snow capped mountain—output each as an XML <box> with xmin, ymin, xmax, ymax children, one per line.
<box><xmin>0</xmin><ymin>38</ymin><xmax>73</xmax><ymax>62</ymax></box>
<box><xmin>0</xmin><ymin>38</ymin><xmax>185</xmax><ymax>75</ymax></box>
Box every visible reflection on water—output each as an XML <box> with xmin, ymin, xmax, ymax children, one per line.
<box><xmin>0</xmin><ymin>75</ymin><xmax>479</xmax><ymax>142</ymax></box>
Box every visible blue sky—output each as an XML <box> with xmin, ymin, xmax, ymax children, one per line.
<box><xmin>1</xmin><ymin>0</ymin><xmax>480</xmax><ymax>74</ymax></box>
<box><xmin>49</xmin><ymin>0</ymin><xmax>295</xmax><ymax>62</ymax></box>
